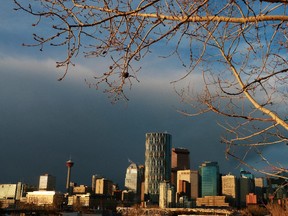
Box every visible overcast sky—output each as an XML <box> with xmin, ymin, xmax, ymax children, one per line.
<box><xmin>0</xmin><ymin>1</ymin><xmax>286</xmax><ymax>191</ymax></box>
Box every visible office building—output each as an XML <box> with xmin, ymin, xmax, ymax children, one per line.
<box><xmin>125</xmin><ymin>162</ymin><xmax>138</xmax><ymax>192</ymax></box>
<box><xmin>239</xmin><ymin>169</ymin><xmax>255</xmax><ymax>207</ymax></box>
<box><xmin>171</xmin><ymin>148</ymin><xmax>190</xmax><ymax>186</ymax></box>
<box><xmin>254</xmin><ymin>177</ymin><xmax>265</xmax><ymax>203</ymax></box>
<box><xmin>144</xmin><ymin>132</ymin><xmax>172</xmax><ymax>203</ymax></box>
<box><xmin>39</xmin><ymin>174</ymin><xmax>56</xmax><ymax>191</ymax></box>
<box><xmin>124</xmin><ymin>162</ymin><xmax>144</xmax><ymax>202</ymax></box>
<box><xmin>95</xmin><ymin>178</ymin><xmax>113</xmax><ymax>196</ymax></box>
<box><xmin>177</xmin><ymin>170</ymin><xmax>199</xmax><ymax>200</ymax></box>
<box><xmin>239</xmin><ymin>171</ymin><xmax>255</xmax><ymax>207</ymax></box>
<box><xmin>92</xmin><ymin>174</ymin><xmax>102</xmax><ymax>194</ymax></box>
<box><xmin>199</xmin><ymin>161</ymin><xmax>219</xmax><ymax>197</ymax></box>
<box><xmin>73</xmin><ymin>185</ymin><xmax>90</xmax><ymax>194</ymax></box>
<box><xmin>221</xmin><ymin>174</ymin><xmax>238</xmax><ymax>206</ymax></box>
<box><xmin>26</xmin><ymin>191</ymin><xmax>64</xmax><ymax>207</ymax></box>
<box><xmin>196</xmin><ymin>196</ymin><xmax>229</xmax><ymax>207</ymax></box>
<box><xmin>159</xmin><ymin>181</ymin><xmax>176</xmax><ymax>208</ymax></box>
<box><xmin>0</xmin><ymin>182</ymin><xmax>25</xmax><ymax>208</ymax></box>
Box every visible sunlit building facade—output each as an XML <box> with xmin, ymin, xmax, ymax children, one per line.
<box><xmin>95</xmin><ymin>178</ymin><xmax>113</xmax><ymax>196</ymax></box>
<box><xmin>221</xmin><ymin>174</ymin><xmax>238</xmax><ymax>206</ymax></box>
<box><xmin>177</xmin><ymin>170</ymin><xmax>199</xmax><ymax>200</ymax></box>
<box><xmin>159</xmin><ymin>181</ymin><xmax>176</xmax><ymax>208</ymax></box>
<box><xmin>144</xmin><ymin>132</ymin><xmax>172</xmax><ymax>203</ymax></box>
<box><xmin>39</xmin><ymin>174</ymin><xmax>56</xmax><ymax>191</ymax></box>
<box><xmin>124</xmin><ymin>162</ymin><xmax>144</xmax><ymax>202</ymax></box>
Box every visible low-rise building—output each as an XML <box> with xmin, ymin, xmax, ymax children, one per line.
<box><xmin>26</xmin><ymin>191</ymin><xmax>64</xmax><ymax>207</ymax></box>
<box><xmin>196</xmin><ymin>196</ymin><xmax>229</xmax><ymax>207</ymax></box>
<box><xmin>0</xmin><ymin>182</ymin><xmax>25</xmax><ymax>208</ymax></box>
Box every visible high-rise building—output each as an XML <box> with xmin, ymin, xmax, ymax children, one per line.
<box><xmin>240</xmin><ymin>169</ymin><xmax>254</xmax><ymax>179</ymax></box>
<box><xmin>177</xmin><ymin>170</ymin><xmax>199</xmax><ymax>200</ymax></box>
<box><xmin>171</xmin><ymin>148</ymin><xmax>190</xmax><ymax>186</ymax></box>
<box><xmin>159</xmin><ymin>181</ymin><xmax>176</xmax><ymax>208</ymax></box>
<box><xmin>95</xmin><ymin>178</ymin><xmax>113</xmax><ymax>196</ymax></box>
<box><xmin>144</xmin><ymin>132</ymin><xmax>172</xmax><ymax>203</ymax></box>
<box><xmin>239</xmin><ymin>169</ymin><xmax>255</xmax><ymax>207</ymax></box>
<box><xmin>91</xmin><ymin>174</ymin><xmax>102</xmax><ymax>194</ymax></box>
<box><xmin>199</xmin><ymin>161</ymin><xmax>219</xmax><ymax>197</ymax></box>
<box><xmin>124</xmin><ymin>161</ymin><xmax>144</xmax><ymax>202</ymax></box>
<box><xmin>39</xmin><ymin>174</ymin><xmax>56</xmax><ymax>191</ymax></box>
<box><xmin>254</xmin><ymin>177</ymin><xmax>264</xmax><ymax>203</ymax></box>
<box><xmin>125</xmin><ymin>162</ymin><xmax>138</xmax><ymax>192</ymax></box>
<box><xmin>221</xmin><ymin>174</ymin><xmax>238</xmax><ymax>206</ymax></box>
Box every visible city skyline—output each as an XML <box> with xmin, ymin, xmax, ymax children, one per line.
<box><xmin>0</xmin><ymin>144</ymin><xmax>265</xmax><ymax>193</ymax></box>
<box><xmin>1</xmin><ymin>1</ymin><xmax>287</xmax><ymax>192</ymax></box>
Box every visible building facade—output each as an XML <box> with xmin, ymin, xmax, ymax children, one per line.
<box><xmin>125</xmin><ymin>162</ymin><xmax>138</xmax><ymax>192</ymax></box>
<box><xmin>0</xmin><ymin>182</ymin><xmax>25</xmax><ymax>208</ymax></box>
<box><xmin>199</xmin><ymin>161</ymin><xmax>219</xmax><ymax>197</ymax></box>
<box><xmin>177</xmin><ymin>170</ymin><xmax>199</xmax><ymax>200</ymax></box>
<box><xmin>221</xmin><ymin>174</ymin><xmax>238</xmax><ymax>207</ymax></box>
<box><xmin>124</xmin><ymin>162</ymin><xmax>144</xmax><ymax>202</ymax></box>
<box><xmin>26</xmin><ymin>191</ymin><xmax>64</xmax><ymax>207</ymax></box>
<box><xmin>95</xmin><ymin>178</ymin><xmax>113</xmax><ymax>196</ymax></box>
<box><xmin>39</xmin><ymin>174</ymin><xmax>56</xmax><ymax>191</ymax></box>
<box><xmin>159</xmin><ymin>181</ymin><xmax>175</xmax><ymax>208</ymax></box>
<box><xmin>171</xmin><ymin>148</ymin><xmax>190</xmax><ymax>186</ymax></box>
<box><xmin>239</xmin><ymin>169</ymin><xmax>255</xmax><ymax>207</ymax></box>
<box><xmin>144</xmin><ymin>132</ymin><xmax>172</xmax><ymax>203</ymax></box>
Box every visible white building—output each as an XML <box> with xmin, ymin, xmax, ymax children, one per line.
<box><xmin>26</xmin><ymin>191</ymin><xmax>63</xmax><ymax>206</ymax></box>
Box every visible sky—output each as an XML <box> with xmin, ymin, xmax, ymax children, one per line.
<box><xmin>0</xmin><ymin>1</ymin><xmax>286</xmax><ymax>191</ymax></box>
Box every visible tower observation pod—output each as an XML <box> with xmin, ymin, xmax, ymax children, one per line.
<box><xmin>66</xmin><ymin>159</ymin><xmax>74</xmax><ymax>192</ymax></box>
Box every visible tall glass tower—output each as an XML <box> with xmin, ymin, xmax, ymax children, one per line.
<box><xmin>144</xmin><ymin>132</ymin><xmax>172</xmax><ymax>203</ymax></box>
<box><xmin>199</xmin><ymin>161</ymin><xmax>219</xmax><ymax>197</ymax></box>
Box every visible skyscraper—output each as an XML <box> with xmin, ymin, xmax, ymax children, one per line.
<box><xmin>144</xmin><ymin>132</ymin><xmax>172</xmax><ymax>203</ymax></box>
<box><xmin>199</xmin><ymin>161</ymin><xmax>219</xmax><ymax>197</ymax></box>
<box><xmin>171</xmin><ymin>148</ymin><xmax>190</xmax><ymax>186</ymax></box>
<box><xmin>239</xmin><ymin>169</ymin><xmax>255</xmax><ymax>207</ymax></box>
<box><xmin>222</xmin><ymin>174</ymin><xmax>238</xmax><ymax>206</ymax></box>
<box><xmin>39</xmin><ymin>174</ymin><xmax>56</xmax><ymax>191</ymax></box>
<box><xmin>91</xmin><ymin>174</ymin><xmax>102</xmax><ymax>194</ymax></box>
<box><xmin>124</xmin><ymin>161</ymin><xmax>144</xmax><ymax>202</ymax></box>
<box><xmin>125</xmin><ymin>162</ymin><xmax>138</xmax><ymax>192</ymax></box>
<box><xmin>177</xmin><ymin>170</ymin><xmax>199</xmax><ymax>200</ymax></box>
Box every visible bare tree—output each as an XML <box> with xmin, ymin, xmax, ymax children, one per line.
<box><xmin>13</xmin><ymin>0</ymin><xmax>288</xmax><ymax>178</ymax></box>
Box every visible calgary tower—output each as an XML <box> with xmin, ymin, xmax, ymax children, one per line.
<box><xmin>66</xmin><ymin>159</ymin><xmax>74</xmax><ymax>192</ymax></box>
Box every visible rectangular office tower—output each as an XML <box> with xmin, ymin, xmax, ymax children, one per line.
<box><xmin>171</xmin><ymin>148</ymin><xmax>190</xmax><ymax>186</ymax></box>
<box><xmin>144</xmin><ymin>132</ymin><xmax>172</xmax><ymax>203</ymax></box>
<box><xmin>199</xmin><ymin>161</ymin><xmax>219</xmax><ymax>197</ymax></box>
<box><xmin>39</xmin><ymin>174</ymin><xmax>56</xmax><ymax>191</ymax></box>
<box><xmin>222</xmin><ymin>174</ymin><xmax>238</xmax><ymax>207</ymax></box>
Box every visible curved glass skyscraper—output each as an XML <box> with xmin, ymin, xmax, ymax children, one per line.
<box><xmin>144</xmin><ymin>132</ymin><xmax>172</xmax><ymax>203</ymax></box>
